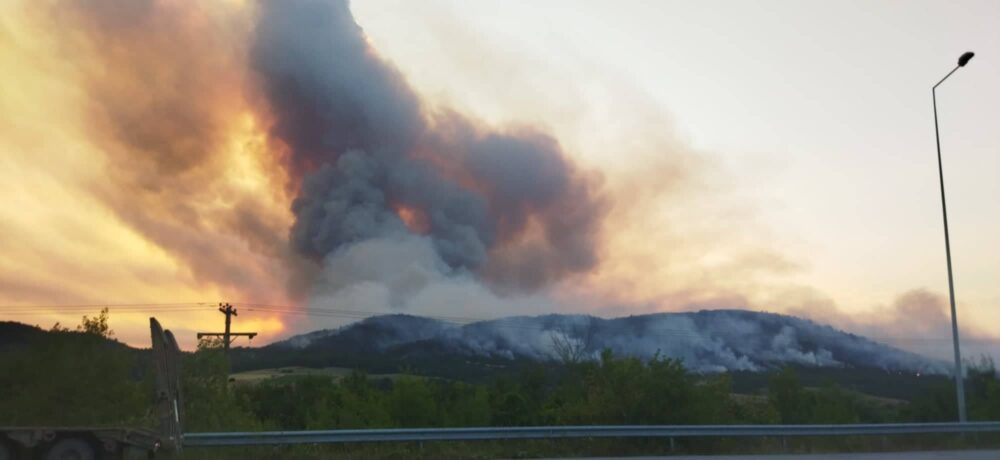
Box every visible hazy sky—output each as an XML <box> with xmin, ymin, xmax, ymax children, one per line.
<box><xmin>0</xmin><ymin>0</ymin><xmax>996</xmax><ymax>354</ymax></box>
<box><xmin>352</xmin><ymin>0</ymin><xmax>999</xmax><ymax>344</ymax></box>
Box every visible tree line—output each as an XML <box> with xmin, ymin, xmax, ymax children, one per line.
<box><xmin>2</xmin><ymin>311</ymin><xmax>1000</xmax><ymax>457</ymax></box>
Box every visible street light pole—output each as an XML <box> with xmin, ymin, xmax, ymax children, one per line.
<box><xmin>931</xmin><ymin>50</ymin><xmax>974</xmax><ymax>423</ymax></box>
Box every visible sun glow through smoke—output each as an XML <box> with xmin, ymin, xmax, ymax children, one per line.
<box><xmin>4</xmin><ymin>0</ymin><xmax>997</xmax><ymax>356</ymax></box>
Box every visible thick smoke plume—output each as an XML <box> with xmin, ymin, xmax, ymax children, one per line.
<box><xmin>252</xmin><ymin>0</ymin><xmax>606</xmax><ymax>294</ymax></box>
<box><xmin>52</xmin><ymin>0</ymin><xmax>293</xmax><ymax>303</ymax></box>
<box><xmin>17</xmin><ymin>0</ymin><xmax>980</xmax><ymax>359</ymax></box>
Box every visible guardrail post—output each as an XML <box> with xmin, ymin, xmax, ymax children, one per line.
<box><xmin>669</xmin><ymin>436</ymin><xmax>675</xmax><ymax>452</ymax></box>
<box><xmin>781</xmin><ymin>436</ymin><xmax>787</xmax><ymax>452</ymax></box>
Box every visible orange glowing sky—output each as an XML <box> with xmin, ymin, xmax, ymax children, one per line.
<box><xmin>1</xmin><ymin>0</ymin><xmax>998</xmax><ymax>356</ymax></box>
<box><xmin>0</xmin><ymin>0</ymin><xmax>292</xmax><ymax>345</ymax></box>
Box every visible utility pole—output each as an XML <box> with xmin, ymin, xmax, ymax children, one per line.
<box><xmin>196</xmin><ymin>303</ymin><xmax>257</xmax><ymax>354</ymax></box>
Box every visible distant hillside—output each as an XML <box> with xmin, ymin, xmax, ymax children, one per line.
<box><xmin>232</xmin><ymin>310</ymin><xmax>947</xmax><ymax>379</ymax></box>
<box><xmin>0</xmin><ymin>313</ymin><xmax>952</xmax><ymax>401</ymax></box>
<box><xmin>0</xmin><ymin>320</ymin><xmax>132</xmax><ymax>352</ymax></box>
<box><xmin>0</xmin><ymin>321</ymin><xmax>47</xmax><ymax>349</ymax></box>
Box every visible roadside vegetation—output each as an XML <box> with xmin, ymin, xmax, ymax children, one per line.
<box><xmin>2</xmin><ymin>312</ymin><xmax>1000</xmax><ymax>458</ymax></box>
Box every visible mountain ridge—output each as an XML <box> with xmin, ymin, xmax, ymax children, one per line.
<box><xmin>263</xmin><ymin>309</ymin><xmax>947</xmax><ymax>375</ymax></box>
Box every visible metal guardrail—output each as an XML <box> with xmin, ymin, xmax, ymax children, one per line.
<box><xmin>184</xmin><ymin>422</ymin><xmax>1000</xmax><ymax>446</ymax></box>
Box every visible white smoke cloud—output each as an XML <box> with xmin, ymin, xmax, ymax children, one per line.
<box><xmin>788</xmin><ymin>289</ymin><xmax>1000</xmax><ymax>364</ymax></box>
<box><xmin>306</xmin><ymin>234</ymin><xmax>565</xmax><ymax>327</ymax></box>
<box><xmin>279</xmin><ymin>310</ymin><xmax>949</xmax><ymax>374</ymax></box>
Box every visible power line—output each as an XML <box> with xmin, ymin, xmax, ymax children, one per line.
<box><xmin>1</xmin><ymin>308</ymin><xmax>208</xmax><ymax>316</ymax></box>
<box><xmin>239</xmin><ymin>304</ymin><xmax>1000</xmax><ymax>347</ymax></box>
<box><xmin>241</xmin><ymin>305</ymin><xmax>756</xmax><ymax>341</ymax></box>
<box><xmin>0</xmin><ymin>302</ymin><xmax>215</xmax><ymax>310</ymax></box>
<box><xmin>242</xmin><ymin>304</ymin><xmax>986</xmax><ymax>339</ymax></box>
<box><xmin>3</xmin><ymin>300</ymin><xmax>999</xmax><ymax>346</ymax></box>
<box><xmin>238</xmin><ymin>302</ymin><xmax>496</xmax><ymax>324</ymax></box>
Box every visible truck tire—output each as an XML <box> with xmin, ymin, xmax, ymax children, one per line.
<box><xmin>44</xmin><ymin>438</ymin><xmax>95</xmax><ymax>460</ymax></box>
<box><xmin>0</xmin><ymin>440</ymin><xmax>12</xmax><ymax>460</ymax></box>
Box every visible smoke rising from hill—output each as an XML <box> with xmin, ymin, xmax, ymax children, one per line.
<box><xmin>252</xmin><ymin>0</ymin><xmax>606</xmax><ymax>294</ymax></box>
<box><xmin>276</xmin><ymin>310</ymin><xmax>948</xmax><ymax>374</ymax></box>
<box><xmin>8</xmin><ymin>0</ymin><xmax>991</xmax><ymax>356</ymax></box>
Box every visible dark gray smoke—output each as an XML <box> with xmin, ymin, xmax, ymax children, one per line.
<box><xmin>252</xmin><ymin>0</ymin><xmax>605</xmax><ymax>293</ymax></box>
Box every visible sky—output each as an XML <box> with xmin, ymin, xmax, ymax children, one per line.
<box><xmin>0</xmin><ymin>0</ymin><xmax>997</xmax><ymax>359</ymax></box>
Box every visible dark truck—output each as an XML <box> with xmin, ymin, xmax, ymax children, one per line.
<box><xmin>1</xmin><ymin>318</ymin><xmax>184</xmax><ymax>459</ymax></box>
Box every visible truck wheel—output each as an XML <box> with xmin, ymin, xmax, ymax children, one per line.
<box><xmin>45</xmin><ymin>438</ymin><xmax>95</xmax><ymax>460</ymax></box>
<box><xmin>0</xmin><ymin>440</ymin><xmax>12</xmax><ymax>460</ymax></box>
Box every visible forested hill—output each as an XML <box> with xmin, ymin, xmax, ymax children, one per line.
<box><xmin>0</xmin><ymin>312</ymin><xmax>968</xmax><ymax>403</ymax></box>
<box><xmin>231</xmin><ymin>310</ymin><xmax>946</xmax><ymax>378</ymax></box>
<box><xmin>1</xmin><ymin>317</ymin><xmax>131</xmax><ymax>354</ymax></box>
<box><xmin>0</xmin><ymin>321</ymin><xmax>47</xmax><ymax>348</ymax></box>
<box><xmin>6</xmin><ymin>311</ymin><xmax>999</xmax><ymax>459</ymax></box>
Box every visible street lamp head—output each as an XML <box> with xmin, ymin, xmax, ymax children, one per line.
<box><xmin>958</xmin><ymin>51</ymin><xmax>975</xmax><ymax>67</ymax></box>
